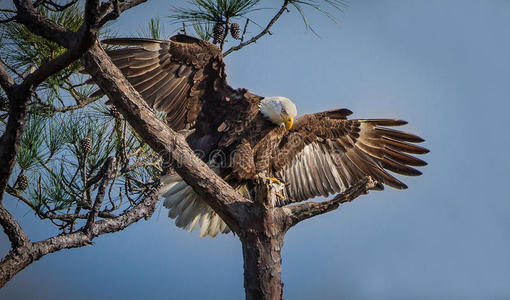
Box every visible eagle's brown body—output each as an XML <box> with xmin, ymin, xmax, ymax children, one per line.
<box><xmin>93</xmin><ymin>34</ymin><xmax>429</xmax><ymax>236</ymax></box>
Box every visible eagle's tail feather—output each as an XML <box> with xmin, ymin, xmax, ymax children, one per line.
<box><xmin>160</xmin><ymin>173</ymin><xmax>231</xmax><ymax>238</ymax></box>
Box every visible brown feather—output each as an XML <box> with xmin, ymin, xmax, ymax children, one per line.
<box><xmin>381</xmin><ymin>157</ymin><xmax>422</xmax><ymax>176</ymax></box>
<box><xmin>382</xmin><ymin>147</ymin><xmax>427</xmax><ymax>166</ymax></box>
<box><xmin>373</xmin><ymin>127</ymin><xmax>425</xmax><ymax>143</ymax></box>
<box><xmin>382</xmin><ymin>137</ymin><xmax>430</xmax><ymax>154</ymax></box>
<box><xmin>98</xmin><ymin>36</ymin><xmax>230</xmax><ymax>131</ymax></box>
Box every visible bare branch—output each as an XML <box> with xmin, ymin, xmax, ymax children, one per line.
<box><xmin>0</xmin><ymin>204</ymin><xmax>30</xmax><ymax>248</ymax></box>
<box><xmin>84</xmin><ymin>157</ymin><xmax>116</xmax><ymax>234</ymax></box>
<box><xmin>223</xmin><ymin>0</ymin><xmax>290</xmax><ymax>57</ymax></box>
<box><xmin>6</xmin><ymin>186</ymin><xmax>117</xmax><ymax>220</ymax></box>
<box><xmin>283</xmin><ymin>177</ymin><xmax>383</xmax><ymax>230</ymax></box>
<box><xmin>240</xmin><ymin>18</ymin><xmax>249</xmax><ymax>42</ymax></box>
<box><xmin>96</xmin><ymin>0</ymin><xmax>148</xmax><ymax>28</ymax></box>
<box><xmin>14</xmin><ymin>0</ymin><xmax>76</xmax><ymax>48</ymax></box>
<box><xmin>0</xmin><ymin>186</ymin><xmax>160</xmax><ymax>288</ymax></box>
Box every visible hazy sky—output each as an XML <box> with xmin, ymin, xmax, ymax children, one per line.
<box><xmin>2</xmin><ymin>0</ymin><xmax>510</xmax><ymax>299</ymax></box>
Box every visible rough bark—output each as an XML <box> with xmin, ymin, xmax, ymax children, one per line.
<box><xmin>0</xmin><ymin>204</ymin><xmax>29</xmax><ymax>249</ymax></box>
<box><xmin>241</xmin><ymin>232</ymin><xmax>284</xmax><ymax>300</ymax></box>
<box><xmin>239</xmin><ymin>181</ymin><xmax>286</xmax><ymax>300</ymax></box>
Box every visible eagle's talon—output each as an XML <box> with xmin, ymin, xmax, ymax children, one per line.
<box><xmin>275</xmin><ymin>192</ymin><xmax>285</xmax><ymax>199</ymax></box>
<box><xmin>264</xmin><ymin>177</ymin><xmax>281</xmax><ymax>185</ymax></box>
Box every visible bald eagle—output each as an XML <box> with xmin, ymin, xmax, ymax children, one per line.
<box><xmin>94</xmin><ymin>34</ymin><xmax>428</xmax><ymax>237</ymax></box>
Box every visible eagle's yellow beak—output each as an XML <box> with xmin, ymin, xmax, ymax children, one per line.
<box><xmin>285</xmin><ymin>116</ymin><xmax>293</xmax><ymax>130</ymax></box>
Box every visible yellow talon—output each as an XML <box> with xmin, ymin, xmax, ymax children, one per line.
<box><xmin>264</xmin><ymin>177</ymin><xmax>281</xmax><ymax>185</ymax></box>
<box><xmin>275</xmin><ymin>192</ymin><xmax>285</xmax><ymax>199</ymax></box>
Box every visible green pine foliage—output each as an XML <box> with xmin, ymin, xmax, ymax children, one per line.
<box><xmin>168</xmin><ymin>0</ymin><xmax>345</xmax><ymax>46</ymax></box>
<box><xmin>0</xmin><ymin>5</ymin><xmax>160</xmax><ymax>232</ymax></box>
<box><xmin>170</xmin><ymin>0</ymin><xmax>261</xmax><ymax>24</ymax></box>
<box><xmin>137</xmin><ymin>17</ymin><xmax>166</xmax><ymax>40</ymax></box>
<box><xmin>1</xmin><ymin>6</ymin><xmax>83</xmax><ymax>88</ymax></box>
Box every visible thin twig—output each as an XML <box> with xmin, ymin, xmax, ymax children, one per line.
<box><xmin>84</xmin><ymin>157</ymin><xmax>115</xmax><ymax>234</ymax></box>
<box><xmin>223</xmin><ymin>0</ymin><xmax>290</xmax><ymax>57</ymax></box>
<box><xmin>240</xmin><ymin>18</ymin><xmax>249</xmax><ymax>42</ymax></box>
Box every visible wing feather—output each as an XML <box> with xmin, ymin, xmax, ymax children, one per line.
<box><xmin>86</xmin><ymin>34</ymin><xmax>230</xmax><ymax>130</ymax></box>
<box><xmin>274</xmin><ymin>114</ymin><xmax>428</xmax><ymax>203</ymax></box>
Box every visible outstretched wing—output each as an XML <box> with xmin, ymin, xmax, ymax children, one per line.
<box><xmin>272</xmin><ymin>109</ymin><xmax>429</xmax><ymax>203</ymax></box>
<box><xmin>91</xmin><ymin>34</ymin><xmax>230</xmax><ymax>130</ymax></box>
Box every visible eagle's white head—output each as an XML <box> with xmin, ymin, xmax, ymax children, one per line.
<box><xmin>259</xmin><ymin>96</ymin><xmax>297</xmax><ymax>130</ymax></box>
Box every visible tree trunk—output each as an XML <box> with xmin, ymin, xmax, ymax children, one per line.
<box><xmin>241</xmin><ymin>231</ymin><xmax>284</xmax><ymax>300</ymax></box>
<box><xmin>240</xmin><ymin>181</ymin><xmax>286</xmax><ymax>300</ymax></box>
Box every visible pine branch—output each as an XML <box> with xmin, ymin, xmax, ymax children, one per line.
<box><xmin>0</xmin><ymin>186</ymin><xmax>161</xmax><ymax>288</ymax></box>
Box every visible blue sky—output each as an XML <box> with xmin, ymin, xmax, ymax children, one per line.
<box><xmin>2</xmin><ymin>0</ymin><xmax>510</xmax><ymax>299</ymax></box>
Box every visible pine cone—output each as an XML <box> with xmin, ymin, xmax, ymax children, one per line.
<box><xmin>110</xmin><ymin>106</ymin><xmax>122</xmax><ymax>119</ymax></box>
<box><xmin>213</xmin><ymin>22</ymin><xmax>225</xmax><ymax>44</ymax></box>
<box><xmin>230</xmin><ymin>22</ymin><xmax>241</xmax><ymax>40</ymax></box>
<box><xmin>16</xmin><ymin>173</ymin><xmax>28</xmax><ymax>191</ymax></box>
<box><xmin>81</xmin><ymin>136</ymin><xmax>92</xmax><ymax>153</ymax></box>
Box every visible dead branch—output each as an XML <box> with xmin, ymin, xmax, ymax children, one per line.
<box><xmin>282</xmin><ymin>177</ymin><xmax>383</xmax><ymax>230</ymax></box>
<box><xmin>0</xmin><ymin>187</ymin><xmax>160</xmax><ymax>288</ymax></box>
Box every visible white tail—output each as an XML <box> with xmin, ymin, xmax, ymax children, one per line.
<box><xmin>159</xmin><ymin>173</ymin><xmax>230</xmax><ymax>238</ymax></box>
